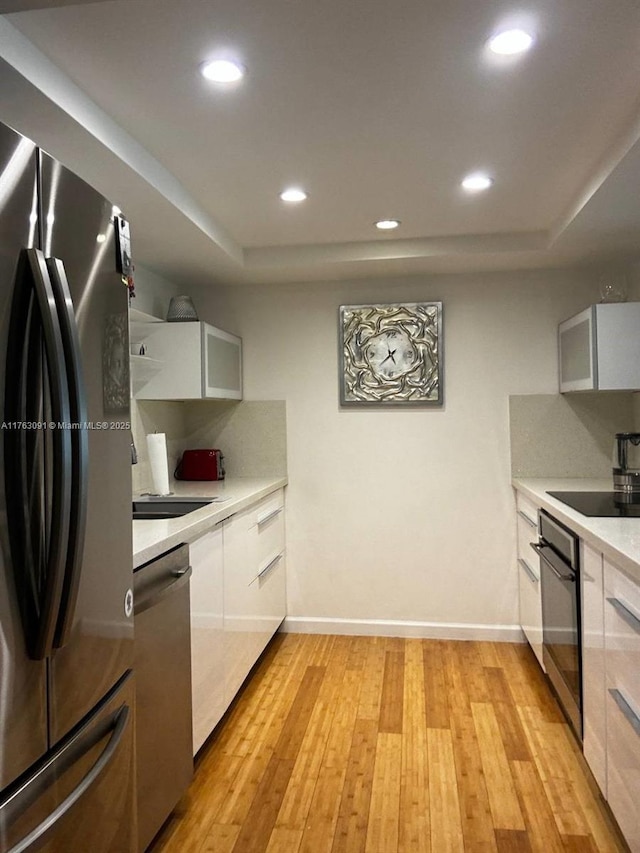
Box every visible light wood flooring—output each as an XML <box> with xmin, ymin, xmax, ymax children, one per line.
<box><xmin>150</xmin><ymin>633</ymin><xmax>626</xmax><ymax>853</ymax></box>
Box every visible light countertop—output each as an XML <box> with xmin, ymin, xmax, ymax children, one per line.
<box><xmin>132</xmin><ymin>476</ymin><xmax>287</xmax><ymax>568</ymax></box>
<box><xmin>512</xmin><ymin>477</ymin><xmax>640</xmax><ymax>583</ymax></box>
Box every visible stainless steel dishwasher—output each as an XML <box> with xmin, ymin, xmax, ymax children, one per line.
<box><xmin>134</xmin><ymin>543</ymin><xmax>193</xmax><ymax>851</ymax></box>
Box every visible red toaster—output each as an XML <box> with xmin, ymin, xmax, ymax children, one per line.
<box><xmin>174</xmin><ymin>449</ymin><xmax>225</xmax><ymax>481</ymax></box>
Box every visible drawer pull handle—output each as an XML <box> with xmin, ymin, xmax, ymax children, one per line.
<box><xmin>257</xmin><ymin>507</ymin><xmax>282</xmax><ymax>527</ymax></box>
<box><xmin>517</xmin><ymin>509</ymin><xmax>537</xmax><ymax>529</ymax></box>
<box><xmin>609</xmin><ymin>688</ymin><xmax>640</xmax><ymax>738</ymax></box>
<box><xmin>518</xmin><ymin>558</ymin><xmax>539</xmax><ymax>584</ymax></box>
<box><xmin>134</xmin><ymin>565</ymin><xmax>192</xmax><ymax>616</ymax></box>
<box><xmin>607</xmin><ymin>596</ymin><xmax>640</xmax><ymax>635</ymax></box>
<box><xmin>258</xmin><ymin>553</ymin><xmax>283</xmax><ymax>580</ymax></box>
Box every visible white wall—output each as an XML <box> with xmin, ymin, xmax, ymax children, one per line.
<box><xmin>130</xmin><ymin>263</ymin><xmax>181</xmax><ymax>320</ymax></box>
<box><xmin>191</xmin><ymin>269</ymin><xmax>600</xmax><ymax>638</ymax></box>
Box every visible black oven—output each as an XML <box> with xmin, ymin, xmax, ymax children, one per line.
<box><xmin>531</xmin><ymin>510</ymin><xmax>582</xmax><ymax>741</ymax></box>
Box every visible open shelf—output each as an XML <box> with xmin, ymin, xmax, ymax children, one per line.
<box><xmin>129</xmin><ymin>307</ymin><xmax>163</xmax><ymax>324</ymax></box>
<box><xmin>130</xmin><ymin>354</ymin><xmax>164</xmax><ymax>392</ymax></box>
<box><xmin>130</xmin><ymin>308</ymin><xmax>164</xmax><ymax>346</ymax></box>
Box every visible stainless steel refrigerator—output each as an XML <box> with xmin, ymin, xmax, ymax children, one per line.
<box><xmin>0</xmin><ymin>120</ymin><xmax>135</xmax><ymax>852</ymax></box>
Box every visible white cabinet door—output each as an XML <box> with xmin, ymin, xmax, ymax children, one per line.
<box><xmin>222</xmin><ymin>490</ymin><xmax>286</xmax><ymax>706</ymax></box>
<box><xmin>246</xmin><ymin>538</ymin><xmax>286</xmax><ymax>665</ymax></box>
<box><xmin>559</xmin><ymin>302</ymin><xmax>640</xmax><ymax>393</ymax></box>
<box><xmin>222</xmin><ymin>512</ymin><xmax>255</xmax><ymax>704</ymax></box>
<box><xmin>189</xmin><ymin>524</ymin><xmax>225</xmax><ymax>754</ymax></box>
<box><xmin>515</xmin><ymin>492</ymin><xmax>544</xmax><ymax>668</ymax></box>
<box><xmin>518</xmin><ymin>556</ymin><xmax>543</xmax><ymax>666</ymax></box>
<box><xmin>202</xmin><ymin>323</ymin><xmax>243</xmax><ymax>400</ymax></box>
<box><xmin>188</xmin><ymin>490</ymin><xmax>286</xmax><ymax>751</ymax></box>
<box><xmin>581</xmin><ymin>542</ymin><xmax>607</xmax><ymax>794</ymax></box>
<box><xmin>604</xmin><ymin>558</ymin><xmax>640</xmax><ymax>853</ymax></box>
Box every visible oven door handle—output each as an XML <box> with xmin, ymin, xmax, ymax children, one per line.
<box><xmin>530</xmin><ymin>542</ymin><xmax>575</xmax><ymax>583</ymax></box>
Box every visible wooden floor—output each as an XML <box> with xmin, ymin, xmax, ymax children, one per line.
<box><xmin>150</xmin><ymin>634</ymin><xmax>626</xmax><ymax>853</ymax></box>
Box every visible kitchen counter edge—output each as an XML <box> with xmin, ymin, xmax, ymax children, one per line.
<box><xmin>132</xmin><ymin>476</ymin><xmax>288</xmax><ymax>568</ymax></box>
<box><xmin>512</xmin><ymin>477</ymin><xmax>640</xmax><ymax>584</ymax></box>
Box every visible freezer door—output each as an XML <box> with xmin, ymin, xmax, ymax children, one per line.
<box><xmin>0</xmin><ymin>121</ymin><xmax>48</xmax><ymax>791</ymax></box>
<box><xmin>38</xmin><ymin>152</ymin><xmax>134</xmax><ymax>743</ymax></box>
<box><xmin>0</xmin><ymin>671</ymin><xmax>135</xmax><ymax>853</ymax></box>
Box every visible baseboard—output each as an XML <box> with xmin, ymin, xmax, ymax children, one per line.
<box><xmin>281</xmin><ymin>616</ymin><xmax>525</xmax><ymax>643</ymax></box>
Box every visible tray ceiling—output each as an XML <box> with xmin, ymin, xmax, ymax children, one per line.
<box><xmin>2</xmin><ymin>0</ymin><xmax>640</xmax><ymax>285</ymax></box>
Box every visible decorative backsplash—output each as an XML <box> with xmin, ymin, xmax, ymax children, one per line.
<box><xmin>131</xmin><ymin>398</ymin><xmax>287</xmax><ymax>493</ymax></box>
<box><xmin>509</xmin><ymin>392</ymin><xmax>637</xmax><ymax>478</ymax></box>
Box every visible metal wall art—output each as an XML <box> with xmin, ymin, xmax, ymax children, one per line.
<box><xmin>339</xmin><ymin>302</ymin><xmax>443</xmax><ymax>405</ymax></box>
<box><xmin>102</xmin><ymin>312</ymin><xmax>130</xmax><ymax>413</ymax></box>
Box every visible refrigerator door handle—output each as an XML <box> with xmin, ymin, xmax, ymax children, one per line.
<box><xmin>3</xmin><ymin>255</ymin><xmax>42</xmax><ymax>657</ymax></box>
<box><xmin>1</xmin><ymin>704</ymin><xmax>130</xmax><ymax>853</ymax></box>
<box><xmin>46</xmin><ymin>257</ymin><xmax>89</xmax><ymax>649</ymax></box>
<box><xmin>3</xmin><ymin>249</ymin><xmax>72</xmax><ymax>660</ymax></box>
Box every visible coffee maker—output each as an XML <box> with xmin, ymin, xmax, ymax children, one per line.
<box><xmin>613</xmin><ymin>432</ymin><xmax>640</xmax><ymax>494</ymax></box>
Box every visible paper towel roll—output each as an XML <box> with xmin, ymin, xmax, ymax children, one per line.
<box><xmin>146</xmin><ymin>433</ymin><xmax>170</xmax><ymax>495</ymax></box>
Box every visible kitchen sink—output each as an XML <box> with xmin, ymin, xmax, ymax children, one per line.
<box><xmin>132</xmin><ymin>497</ymin><xmax>221</xmax><ymax>520</ymax></box>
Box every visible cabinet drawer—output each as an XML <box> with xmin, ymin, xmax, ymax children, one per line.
<box><xmin>253</xmin><ymin>490</ymin><xmax>284</xmax><ymax>529</ymax></box>
<box><xmin>518</xmin><ymin>557</ymin><xmax>543</xmax><ymax>669</ymax></box>
<box><xmin>223</xmin><ymin>547</ymin><xmax>286</xmax><ymax>704</ymax></box>
<box><xmin>229</xmin><ymin>490</ymin><xmax>285</xmax><ymax>585</ymax></box>
<box><xmin>516</xmin><ymin>494</ymin><xmax>538</xmax><ymax>535</ymax></box>
<box><xmin>606</xmin><ymin>685</ymin><xmax>640</xmax><ymax>852</ymax></box>
<box><xmin>517</xmin><ymin>513</ymin><xmax>538</xmax><ymax>554</ymax></box>
<box><xmin>252</xmin><ymin>510</ymin><xmax>284</xmax><ymax>580</ymax></box>
<box><xmin>515</xmin><ymin>493</ymin><xmax>539</xmax><ymax>563</ymax></box>
<box><xmin>247</xmin><ymin>551</ymin><xmax>286</xmax><ymax>658</ymax></box>
<box><xmin>234</xmin><ymin>489</ymin><xmax>284</xmax><ymax>532</ymax></box>
<box><xmin>604</xmin><ymin>562</ymin><xmax>640</xmax><ymax>711</ymax></box>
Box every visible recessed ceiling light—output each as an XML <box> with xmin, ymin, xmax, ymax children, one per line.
<box><xmin>375</xmin><ymin>219</ymin><xmax>400</xmax><ymax>230</ymax></box>
<box><xmin>280</xmin><ymin>188</ymin><xmax>308</xmax><ymax>203</ymax></box>
<box><xmin>200</xmin><ymin>59</ymin><xmax>245</xmax><ymax>83</ymax></box>
<box><xmin>488</xmin><ymin>29</ymin><xmax>534</xmax><ymax>55</ymax></box>
<box><xmin>461</xmin><ymin>172</ymin><xmax>493</xmax><ymax>192</ymax></box>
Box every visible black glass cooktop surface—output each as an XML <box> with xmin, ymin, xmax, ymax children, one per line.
<box><xmin>547</xmin><ymin>491</ymin><xmax>640</xmax><ymax>517</ymax></box>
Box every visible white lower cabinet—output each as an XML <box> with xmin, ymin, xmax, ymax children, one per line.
<box><xmin>188</xmin><ymin>488</ymin><xmax>286</xmax><ymax>754</ymax></box>
<box><xmin>513</xmin><ymin>489</ymin><xmax>640</xmax><ymax>852</ymax></box>
<box><xmin>515</xmin><ymin>492</ymin><xmax>544</xmax><ymax>668</ymax></box>
<box><xmin>581</xmin><ymin>542</ymin><xmax>607</xmax><ymax>794</ymax></box>
<box><xmin>223</xmin><ymin>489</ymin><xmax>286</xmax><ymax>707</ymax></box>
<box><xmin>189</xmin><ymin>524</ymin><xmax>225</xmax><ymax>755</ymax></box>
<box><xmin>604</xmin><ymin>558</ymin><xmax>640</xmax><ymax>853</ymax></box>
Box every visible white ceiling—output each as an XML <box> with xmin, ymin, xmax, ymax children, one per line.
<box><xmin>2</xmin><ymin>0</ymin><xmax>640</xmax><ymax>286</ymax></box>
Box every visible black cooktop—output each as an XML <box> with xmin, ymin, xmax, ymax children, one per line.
<box><xmin>547</xmin><ymin>491</ymin><xmax>640</xmax><ymax>517</ymax></box>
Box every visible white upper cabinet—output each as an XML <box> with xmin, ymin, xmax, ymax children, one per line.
<box><xmin>134</xmin><ymin>321</ymin><xmax>242</xmax><ymax>401</ymax></box>
<box><xmin>558</xmin><ymin>303</ymin><xmax>640</xmax><ymax>392</ymax></box>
